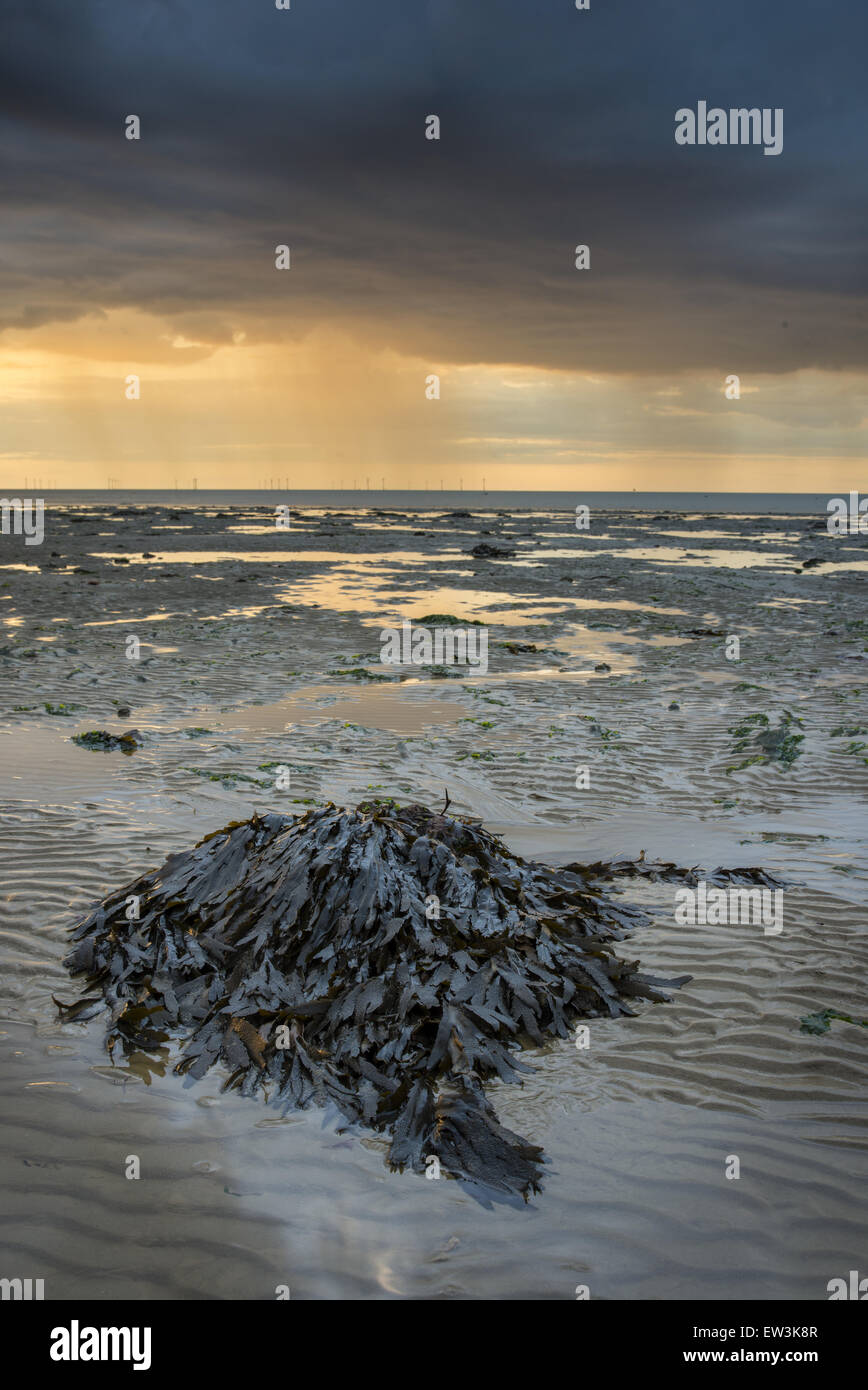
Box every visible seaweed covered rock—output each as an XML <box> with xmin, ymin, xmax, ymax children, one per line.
<box><xmin>72</xmin><ymin>729</ymin><xmax>143</xmax><ymax>753</ymax></box>
<box><xmin>61</xmin><ymin>802</ymin><xmax>753</xmax><ymax>1197</ymax></box>
<box><xmin>728</xmin><ymin>711</ymin><xmax>805</xmax><ymax>771</ymax></box>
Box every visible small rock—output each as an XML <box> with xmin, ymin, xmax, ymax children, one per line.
<box><xmin>468</xmin><ymin>542</ymin><xmax>515</xmax><ymax>559</ymax></box>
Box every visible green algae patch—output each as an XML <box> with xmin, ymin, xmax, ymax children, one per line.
<box><xmin>419</xmin><ymin>664</ymin><xmax>465</xmax><ymax>679</ymax></box>
<box><xmin>181</xmin><ymin>766</ymin><xmax>268</xmax><ymax>788</ymax></box>
<box><xmin>415</xmin><ymin>613</ymin><xmax>485</xmax><ymax>626</ymax></box>
<box><xmin>829</xmin><ymin>725</ymin><xmax>868</xmax><ymax>764</ymax></box>
<box><xmin>72</xmin><ymin>729</ymin><xmax>143</xmax><ymax>753</ymax></box>
<box><xmin>328</xmin><ymin>667</ymin><xmax>393</xmax><ymax>681</ymax></box>
<box><xmin>727</xmin><ymin>711</ymin><xmax>805</xmax><ymax>772</ymax></box>
<box><xmin>578</xmin><ymin>715</ymin><xmax>621</xmax><ymax>746</ymax></box>
<box><xmin>800</xmin><ymin>1008</ymin><xmax>868</xmax><ymax>1036</ymax></box>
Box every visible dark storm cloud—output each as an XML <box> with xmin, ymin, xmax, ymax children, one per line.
<box><xmin>2</xmin><ymin>0</ymin><xmax>867</xmax><ymax>372</ymax></box>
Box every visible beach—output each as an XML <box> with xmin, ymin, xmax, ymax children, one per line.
<box><xmin>1</xmin><ymin>497</ymin><xmax>866</xmax><ymax>1299</ymax></box>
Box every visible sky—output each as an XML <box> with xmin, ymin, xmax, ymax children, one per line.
<box><xmin>2</xmin><ymin>0</ymin><xmax>867</xmax><ymax>491</ymax></box>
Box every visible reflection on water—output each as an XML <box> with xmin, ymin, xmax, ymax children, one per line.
<box><xmin>277</xmin><ymin>576</ymin><xmax>572</xmax><ymax>625</ymax></box>
<box><xmin>588</xmin><ymin>546</ymin><xmax>868</xmax><ymax>571</ymax></box>
<box><xmin>83</xmin><ymin>612</ymin><xmax>182</xmax><ymax>626</ymax></box>
<box><xmin>209</xmin><ymin>686</ymin><xmax>466</xmax><ymax>735</ymax></box>
<box><xmin>90</xmin><ymin>550</ymin><xmax>466</xmax><ymax>565</ymax></box>
<box><xmin>663</xmin><ymin>529</ymin><xmax>803</xmax><ymax>542</ymax></box>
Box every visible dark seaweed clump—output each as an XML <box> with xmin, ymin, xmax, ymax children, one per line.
<box><xmin>59</xmin><ymin>802</ymin><xmax>775</xmax><ymax>1198</ymax></box>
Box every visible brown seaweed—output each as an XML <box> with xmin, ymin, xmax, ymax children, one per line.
<box><xmin>59</xmin><ymin>801</ymin><xmax>777</xmax><ymax>1199</ymax></box>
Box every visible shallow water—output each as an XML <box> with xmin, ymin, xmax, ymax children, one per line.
<box><xmin>1</xmin><ymin>502</ymin><xmax>866</xmax><ymax>1299</ymax></box>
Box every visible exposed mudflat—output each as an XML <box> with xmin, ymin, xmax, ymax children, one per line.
<box><xmin>1</xmin><ymin>501</ymin><xmax>866</xmax><ymax>1298</ymax></box>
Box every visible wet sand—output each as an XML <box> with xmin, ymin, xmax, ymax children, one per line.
<box><xmin>1</xmin><ymin>502</ymin><xmax>866</xmax><ymax>1298</ymax></box>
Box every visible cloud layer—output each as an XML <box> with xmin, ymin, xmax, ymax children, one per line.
<box><xmin>2</xmin><ymin>1</ymin><xmax>866</xmax><ymax>485</ymax></box>
<box><xmin>4</xmin><ymin>0</ymin><xmax>867</xmax><ymax>372</ymax></box>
